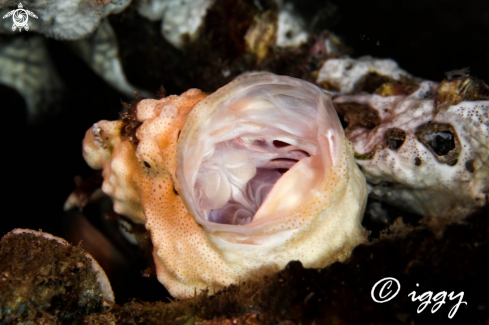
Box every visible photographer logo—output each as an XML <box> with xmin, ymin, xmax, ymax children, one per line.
<box><xmin>2</xmin><ymin>3</ymin><xmax>38</xmax><ymax>32</ymax></box>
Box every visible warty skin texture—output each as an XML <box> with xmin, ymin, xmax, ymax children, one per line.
<box><xmin>82</xmin><ymin>73</ymin><xmax>367</xmax><ymax>299</ymax></box>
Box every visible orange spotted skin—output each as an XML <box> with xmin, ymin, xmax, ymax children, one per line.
<box><xmin>133</xmin><ymin>90</ymin><xmax>234</xmax><ymax>296</ymax></box>
<box><xmin>83</xmin><ymin>90</ymin><xmax>233</xmax><ymax>297</ymax></box>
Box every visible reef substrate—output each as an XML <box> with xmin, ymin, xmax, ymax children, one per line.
<box><xmin>0</xmin><ymin>230</ymin><xmax>110</xmax><ymax>324</ymax></box>
<box><xmin>86</xmin><ymin>207</ymin><xmax>489</xmax><ymax>324</ymax></box>
<box><xmin>2</xmin><ymin>207</ymin><xmax>485</xmax><ymax>324</ymax></box>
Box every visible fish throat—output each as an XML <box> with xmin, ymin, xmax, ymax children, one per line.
<box><xmin>196</xmin><ymin>135</ymin><xmax>313</xmax><ymax>225</ymax></box>
<box><xmin>177</xmin><ymin>74</ymin><xmax>341</xmax><ymax>231</ymax></box>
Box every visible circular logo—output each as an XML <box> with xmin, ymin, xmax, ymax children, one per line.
<box><xmin>13</xmin><ymin>9</ymin><xmax>28</xmax><ymax>28</ymax></box>
<box><xmin>371</xmin><ymin>277</ymin><xmax>401</xmax><ymax>303</ymax></box>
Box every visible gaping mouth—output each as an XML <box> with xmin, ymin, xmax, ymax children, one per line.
<box><xmin>176</xmin><ymin>73</ymin><xmax>342</xmax><ymax>232</ymax></box>
<box><xmin>196</xmin><ymin>136</ymin><xmax>313</xmax><ymax>225</ymax></box>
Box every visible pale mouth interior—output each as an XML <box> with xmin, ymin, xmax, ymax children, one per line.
<box><xmin>180</xmin><ymin>77</ymin><xmax>340</xmax><ymax>229</ymax></box>
<box><xmin>195</xmin><ymin>136</ymin><xmax>312</xmax><ymax>225</ymax></box>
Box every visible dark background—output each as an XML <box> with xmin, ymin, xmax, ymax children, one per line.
<box><xmin>0</xmin><ymin>0</ymin><xmax>488</xmax><ymax>303</ymax></box>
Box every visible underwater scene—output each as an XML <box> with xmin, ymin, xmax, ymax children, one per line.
<box><xmin>0</xmin><ymin>0</ymin><xmax>488</xmax><ymax>323</ymax></box>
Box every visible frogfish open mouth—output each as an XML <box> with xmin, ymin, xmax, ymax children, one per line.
<box><xmin>81</xmin><ymin>73</ymin><xmax>367</xmax><ymax>298</ymax></box>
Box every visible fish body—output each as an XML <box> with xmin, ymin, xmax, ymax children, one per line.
<box><xmin>82</xmin><ymin>73</ymin><xmax>367</xmax><ymax>298</ymax></box>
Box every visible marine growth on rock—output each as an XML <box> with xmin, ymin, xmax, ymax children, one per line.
<box><xmin>318</xmin><ymin>59</ymin><xmax>489</xmax><ymax>217</ymax></box>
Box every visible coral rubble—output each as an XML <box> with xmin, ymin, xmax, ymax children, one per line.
<box><xmin>0</xmin><ymin>36</ymin><xmax>63</xmax><ymax>122</ymax></box>
<box><xmin>319</xmin><ymin>58</ymin><xmax>489</xmax><ymax>217</ymax></box>
<box><xmin>0</xmin><ymin>229</ymin><xmax>113</xmax><ymax>324</ymax></box>
<box><xmin>0</xmin><ymin>0</ymin><xmax>130</xmax><ymax>39</ymax></box>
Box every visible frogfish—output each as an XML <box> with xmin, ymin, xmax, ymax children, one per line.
<box><xmin>81</xmin><ymin>73</ymin><xmax>367</xmax><ymax>298</ymax></box>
